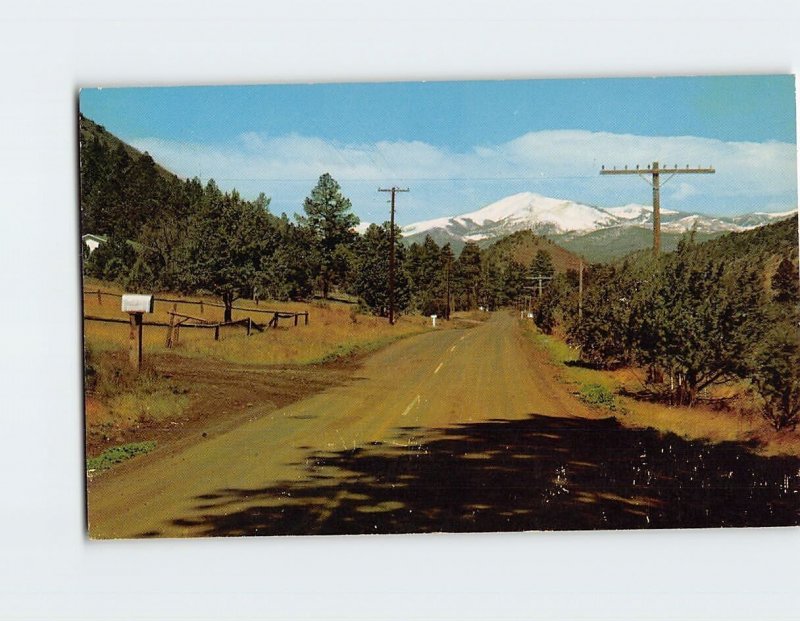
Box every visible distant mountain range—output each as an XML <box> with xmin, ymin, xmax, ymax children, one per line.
<box><xmin>399</xmin><ymin>192</ymin><xmax>797</xmax><ymax>261</ymax></box>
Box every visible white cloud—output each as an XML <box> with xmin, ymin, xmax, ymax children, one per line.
<box><xmin>669</xmin><ymin>182</ymin><xmax>699</xmax><ymax>201</ymax></box>
<box><xmin>130</xmin><ymin>129</ymin><xmax>797</xmax><ymax>215</ymax></box>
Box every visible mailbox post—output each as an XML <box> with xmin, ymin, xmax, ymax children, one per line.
<box><xmin>121</xmin><ymin>294</ymin><xmax>154</xmax><ymax>371</ymax></box>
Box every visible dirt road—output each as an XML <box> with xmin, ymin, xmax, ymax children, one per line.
<box><xmin>89</xmin><ymin>312</ymin><xmax>577</xmax><ymax>537</ymax></box>
<box><xmin>88</xmin><ymin>312</ymin><xmax>799</xmax><ymax>537</ymax></box>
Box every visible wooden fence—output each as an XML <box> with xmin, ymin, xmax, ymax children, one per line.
<box><xmin>83</xmin><ymin>289</ymin><xmax>309</xmax><ymax>347</ymax></box>
<box><xmin>83</xmin><ymin>289</ymin><xmax>309</xmax><ymax>327</ymax></box>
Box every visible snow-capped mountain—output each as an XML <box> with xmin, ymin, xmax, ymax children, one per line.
<box><xmin>404</xmin><ymin>193</ymin><xmax>619</xmax><ymax>241</ymax></box>
<box><xmin>401</xmin><ymin>192</ymin><xmax>796</xmax><ymax>249</ymax></box>
<box><xmin>730</xmin><ymin>210</ymin><xmax>798</xmax><ymax>228</ymax></box>
<box><xmin>602</xmin><ymin>203</ymin><xmax>678</xmax><ymax>226</ymax></box>
<box><xmin>660</xmin><ymin>214</ymin><xmax>743</xmax><ymax>234</ymax></box>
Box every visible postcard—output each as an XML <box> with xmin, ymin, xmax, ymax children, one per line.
<box><xmin>80</xmin><ymin>76</ymin><xmax>799</xmax><ymax>538</ymax></box>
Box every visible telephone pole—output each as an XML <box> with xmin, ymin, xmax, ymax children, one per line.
<box><xmin>527</xmin><ymin>275</ymin><xmax>553</xmax><ymax>296</ymax></box>
<box><xmin>600</xmin><ymin>161</ymin><xmax>715</xmax><ymax>254</ymax></box>
<box><xmin>378</xmin><ymin>186</ymin><xmax>409</xmax><ymax>325</ymax></box>
<box><xmin>444</xmin><ymin>252</ymin><xmax>452</xmax><ymax>320</ymax></box>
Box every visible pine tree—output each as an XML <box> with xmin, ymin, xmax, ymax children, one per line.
<box><xmin>530</xmin><ymin>249</ymin><xmax>555</xmax><ymax>279</ymax></box>
<box><xmin>772</xmin><ymin>257</ymin><xmax>800</xmax><ymax>304</ymax></box>
<box><xmin>406</xmin><ymin>235</ymin><xmax>448</xmax><ymax>315</ymax></box>
<box><xmin>751</xmin><ymin>255</ymin><xmax>800</xmax><ymax>429</ymax></box>
<box><xmin>297</xmin><ymin>173</ymin><xmax>359</xmax><ymax>298</ymax></box>
<box><xmin>568</xmin><ymin>263</ymin><xmax>640</xmax><ymax>368</ymax></box>
<box><xmin>632</xmin><ymin>244</ymin><xmax>768</xmax><ymax>405</ymax></box>
<box><xmin>177</xmin><ymin>183</ymin><xmax>274</xmax><ymax>321</ymax></box>
<box><xmin>501</xmin><ymin>260</ymin><xmax>528</xmax><ymax>307</ymax></box>
<box><xmin>351</xmin><ymin>223</ymin><xmax>410</xmax><ymax>316</ymax></box>
<box><xmin>454</xmin><ymin>242</ymin><xmax>482</xmax><ymax>310</ymax></box>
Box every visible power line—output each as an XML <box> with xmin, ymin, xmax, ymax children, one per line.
<box><xmin>207</xmin><ymin>175</ymin><xmax>600</xmax><ymax>183</ymax></box>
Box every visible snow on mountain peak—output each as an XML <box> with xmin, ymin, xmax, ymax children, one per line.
<box><xmin>602</xmin><ymin>203</ymin><xmax>678</xmax><ymax>220</ymax></box>
<box><xmin>753</xmin><ymin>209</ymin><xmax>797</xmax><ymax>218</ymax></box>
<box><xmin>660</xmin><ymin>214</ymin><xmax>743</xmax><ymax>233</ymax></box>
<box><xmin>436</xmin><ymin>192</ymin><xmax>618</xmax><ymax>234</ymax></box>
<box><xmin>399</xmin><ymin>192</ymin><xmax>794</xmax><ymax>245</ymax></box>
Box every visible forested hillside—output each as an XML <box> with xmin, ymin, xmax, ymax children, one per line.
<box><xmin>79</xmin><ymin>114</ymin><xmax>189</xmax><ymax>239</ymax></box>
<box><xmin>530</xmin><ymin>215</ymin><xmax>800</xmax><ymax>429</ymax></box>
<box><xmin>79</xmin><ymin>115</ymin><xmax>582</xmax><ymax>318</ymax></box>
<box><xmin>482</xmin><ymin>230</ymin><xmax>583</xmax><ymax>273</ymax></box>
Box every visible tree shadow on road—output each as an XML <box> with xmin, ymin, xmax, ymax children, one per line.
<box><xmin>170</xmin><ymin>414</ymin><xmax>800</xmax><ymax>537</ymax></box>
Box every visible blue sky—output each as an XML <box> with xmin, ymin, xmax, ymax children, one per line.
<box><xmin>80</xmin><ymin>76</ymin><xmax>797</xmax><ymax>224</ymax></box>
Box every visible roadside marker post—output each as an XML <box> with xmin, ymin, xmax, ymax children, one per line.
<box><xmin>431</xmin><ymin>314</ymin><xmax>437</xmax><ymax>327</ymax></box>
<box><xmin>121</xmin><ymin>294</ymin><xmax>154</xmax><ymax>372</ymax></box>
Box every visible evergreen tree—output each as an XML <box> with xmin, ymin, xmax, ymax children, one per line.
<box><xmin>297</xmin><ymin>173</ymin><xmax>359</xmax><ymax>298</ymax></box>
<box><xmin>772</xmin><ymin>257</ymin><xmax>800</xmax><ymax>304</ymax></box>
<box><xmin>177</xmin><ymin>182</ymin><xmax>273</xmax><ymax>321</ymax></box>
<box><xmin>752</xmin><ymin>318</ymin><xmax>800</xmax><ymax>430</ymax></box>
<box><xmin>568</xmin><ymin>262</ymin><xmax>642</xmax><ymax>368</ymax></box>
<box><xmin>256</xmin><ymin>223</ymin><xmax>316</xmax><ymax>301</ymax></box>
<box><xmin>530</xmin><ymin>249</ymin><xmax>555</xmax><ymax>279</ymax></box>
<box><xmin>351</xmin><ymin>223</ymin><xmax>410</xmax><ymax>316</ymax></box>
<box><xmin>480</xmin><ymin>261</ymin><xmax>504</xmax><ymax>310</ymax></box>
<box><xmin>406</xmin><ymin>235</ymin><xmax>448</xmax><ymax>315</ymax></box>
<box><xmin>533</xmin><ymin>273</ymin><xmax>576</xmax><ymax>335</ymax></box>
<box><xmin>84</xmin><ymin>234</ymin><xmax>136</xmax><ymax>283</ymax></box>
<box><xmin>454</xmin><ymin>242</ymin><xmax>482</xmax><ymax>310</ymax></box>
<box><xmin>751</xmin><ymin>256</ymin><xmax>800</xmax><ymax>429</ymax></box>
<box><xmin>627</xmin><ymin>239</ymin><xmax>769</xmax><ymax>405</ymax></box>
<box><xmin>501</xmin><ymin>260</ymin><xmax>528</xmax><ymax>307</ymax></box>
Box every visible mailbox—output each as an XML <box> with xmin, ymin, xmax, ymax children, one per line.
<box><xmin>121</xmin><ymin>294</ymin><xmax>154</xmax><ymax>314</ymax></box>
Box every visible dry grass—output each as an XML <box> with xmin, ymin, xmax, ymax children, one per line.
<box><xmin>82</xmin><ymin>280</ymin><xmax>435</xmax><ymax>462</ymax></box>
<box><xmin>82</xmin><ymin>280</ymin><xmax>430</xmax><ymax>365</ymax></box>
<box><xmin>523</xmin><ymin>321</ymin><xmax>800</xmax><ymax>457</ymax></box>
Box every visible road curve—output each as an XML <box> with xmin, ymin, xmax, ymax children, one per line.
<box><xmin>87</xmin><ymin>312</ymin><xmax>591</xmax><ymax>538</ymax></box>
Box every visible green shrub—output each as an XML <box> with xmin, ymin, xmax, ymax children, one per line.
<box><xmin>87</xmin><ymin>441</ymin><xmax>157</xmax><ymax>472</ymax></box>
<box><xmin>578</xmin><ymin>383</ymin><xmax>620</xmax><ymax>411</ymax></box>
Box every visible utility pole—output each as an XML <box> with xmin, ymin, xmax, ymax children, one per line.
<box><xmin>445</xmin><ymin>253</ymin><xmax>451</xmax><ymax>320</ymax></box>
<box><xmin>527</xmin><ymin>275</ymin><xmax>553</xmax><ymax>297</ymax></box>
<box><xmin>378</xmin><ymin>186</ymin><xmax>409</xmax><ymax>325</ymax></box>
<box><xmin>600</xmin><ymin>161</ymin><xmax>715</xmax><ymax>254</ymax></box>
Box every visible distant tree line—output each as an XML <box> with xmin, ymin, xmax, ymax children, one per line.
<box><xmin>80</xmin><ymin>126</ymin><xmax>553</xmax><ymax>321</ymax></box>
<box><xmin>528</xmin><ymin>217</ymin><xmax>800</xmax><ymax>430</ymax></box>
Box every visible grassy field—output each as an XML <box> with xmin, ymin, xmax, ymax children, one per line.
<box><xmin>83</xmin><ymin>279</ymin><xmax>442</xmax><ymax>462</ymax></box>
<box><xmin>83</xmin><ymin>279</ymin><xmax>430</xmax><ymax>365</ymax></box>
<box><xmin>522</xmin><ymin>320</ymin><xmax>800</xmax><ymax>457</ymax></box>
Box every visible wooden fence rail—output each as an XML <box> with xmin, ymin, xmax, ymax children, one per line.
<box><xmin>84</xmin><ymin>315</ymin><xmax>261</xmax><ymax>330</ymax></box>
<box><xmin>82</xmin><ymin>289</ymin><xmax>309</xmax><ymax>325</ymax></box>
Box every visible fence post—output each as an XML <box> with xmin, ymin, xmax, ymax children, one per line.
<box><xmin>200</xmin><ymin>300</ymin><xmax>204</xmax><ymax>314</ymax></box>
<box><xmin>214</xmin><ymin>324</ymin><xmax>220</xmax><ymax>341</ymax></box>
<box><xmin>165</xmin><ymin>311</ymin><xmax>175</xmax><ymax>348</ymax></box>
<box><xmin>294</xmin><ymin>313</ymin><xmax>298</xmax><ymax>327</ymax></box>
<box><xmin>304</xmin><ymin>312</ymin><xmax>309</xmax><ymax>326</ymax></box>
<box><xmin>247</xmin><ymin>317</ymin><xmax>252</xmax><ymax>336</ymax></box>
<box><xmin>128</xmin><ymin>313</ymin><xmax>143</xmax><ymax>371</ymax></box>
<box><xmin>97</xmin><ymin>290</ymin><xmax>102</xmax><ymax>306</ymax></box>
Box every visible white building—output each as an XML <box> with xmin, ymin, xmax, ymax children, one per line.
<box><xmin>82</xmin><ymin>233</ymin><xmax>107</xmax><ymax>254</ymax></box>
